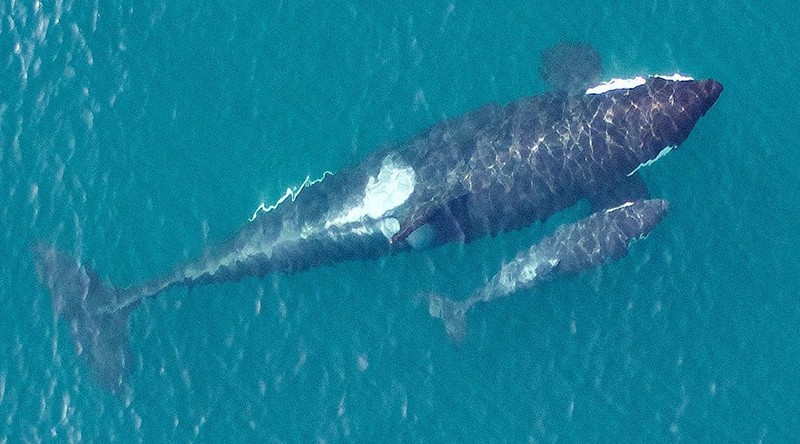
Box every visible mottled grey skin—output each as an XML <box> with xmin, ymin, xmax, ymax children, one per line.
<box><xmin>35</xmin><ymin>75</ymin><xmax>721</xmax><ymax>391</ymax></box>
<box><xmin>429</xmin><ymin>199</ymin><xmax>670</xmax><ymax>342</ymax></box>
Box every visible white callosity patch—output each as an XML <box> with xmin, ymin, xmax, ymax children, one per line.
<box><xmin>325</xmin><ymin>154</ymin><xmax>416</xmax><ymax>229</ymax></box>
<box><xmin>585</xmin><ymin>73</ymin><xmax>695</xmax><ymax>95</ymax></box>
<box><xmin>627</xmin><ymin>145</ymin><xmax>676</xmax><ymax>176</ymax></box>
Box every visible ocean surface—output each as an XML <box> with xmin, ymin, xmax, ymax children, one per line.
<box><xmin>2</xmin><ymin>0</ymin><xmax>799</xmax><ymax>441</ymax></box>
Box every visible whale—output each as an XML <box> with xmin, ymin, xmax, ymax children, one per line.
<box><xmin>428</xmin><ymin>199</ymin><xmax>670</xmax><ymax>342</ymax></box>
<box><xmin>35</xmin><ymin>44</ymin><xmax>722</xmax><ymax>391</ymax></box>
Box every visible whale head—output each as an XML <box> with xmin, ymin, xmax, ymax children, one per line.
<box><xmin>640</xmin><ymin>77</ymin><xmax>722</xmax><ymax>166</ymax></box>
<box><xmin>587</xmin><ymin>75</ymin><xmax>722</xmax><ymax>175</ymax></box>
<box><xmin>645</xmin><ymin>76</ymin><xmax>723</xmax><ymax>147</ymax></box>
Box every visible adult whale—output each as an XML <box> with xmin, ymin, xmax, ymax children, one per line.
<box><xmin>35</xmin><ymin>46</ymin><xmax>722</xmax><ymax>390</ymax></box>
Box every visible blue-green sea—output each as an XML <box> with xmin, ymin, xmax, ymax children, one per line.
<box><xmin>3</xmin><ymin>0</ymin><xmax>800</xmax><ymax>441</ymax></box>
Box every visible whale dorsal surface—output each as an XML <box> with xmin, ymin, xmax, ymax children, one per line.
<box><xmin>541</xmin><ymin>42</ymin><xmax>652</xmax><ymax>210</ymax></box>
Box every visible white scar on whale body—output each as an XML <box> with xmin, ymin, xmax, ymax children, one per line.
<box><xmin>249</xmin><ymin>171</ymin><xmax>334</xmax><ymax>221</ymax></box>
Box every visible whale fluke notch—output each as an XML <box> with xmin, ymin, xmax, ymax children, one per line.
<box><xmin>540</xmin><ymin>42</ymin><xmax>603</xmax><ymax>94</ymax></box>
<box><xmin>34</xmin><ymin>244</ymin><xmax>136</xmax><ymax>393</ymax></box>
<box><xmin>391</xmin><ymin>193</ymin><xmax>465</xmax><ymax>245</ymax></box>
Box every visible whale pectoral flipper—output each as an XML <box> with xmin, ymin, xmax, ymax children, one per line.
<box><xmin>34</xmin><ymin>244</ymin><xmax>137</xmax><ymax>393</ymax></box>
<box><xmin>390</xmin><ymin>216</ymin><xmax>424</xmax><ymax>245</ymax></box>
<box><xmin>391</xmin><ymin>196</ymin><xmax>455</xmax><ymax>245</ymax></box>
<box><xmin>587</xmin><ymin>172</ymin><xmax>650</xmax><ymax>213</ymax></box>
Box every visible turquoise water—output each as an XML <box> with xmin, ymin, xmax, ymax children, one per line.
<box><xmin>3</xmin><ymin>0</ymin><xmax>800</xmax><ymax>441</ymax></box>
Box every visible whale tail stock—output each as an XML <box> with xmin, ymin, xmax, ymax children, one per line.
<box><xmin>427</xmin><ymin>293</ymin><xmax>470</xmax><ymax>343</ymax></box>
<box><xmin>34</xmin><ymin>243</ymin><xmax>137</xmax><ymax>392</ymax></box>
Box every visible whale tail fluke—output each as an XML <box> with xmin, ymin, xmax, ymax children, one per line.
<box><xmin>428</xmin><ymin>293</ymin><xmax>470</xmax><ymax>343</ymax></box>
<box><xmin>34</xmin><ymin>243</ymin><xmax>136</xmax><ymax>393</ymax></box>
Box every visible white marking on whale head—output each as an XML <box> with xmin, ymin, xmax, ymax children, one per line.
<box><xmin>605</xmin><ymin>201</ymin><xmax>635</xmax><ymax>213</ymax></box>
<box><xmin>654</xmin><ymin>73</ymin><xmax>694</xmax><ymax>81</ymax></box>
<box><xmin>585</xmin><ymin>73</ymin><xmax>695</xmax><ymax>95</ymax></box>
<box><xmin>585</xmin><ymin>76</ymin><xmax>646</xmax><ymax>94</ymax></box>
<box><xmin>627</xmin><ymin>145</ymin><xmax>676</xmax><ymax>176</ymax></box>
<box><xmin>325</xmin><ymin>154</ymin><xmax>416</xmax><ymax>229</ymax></box>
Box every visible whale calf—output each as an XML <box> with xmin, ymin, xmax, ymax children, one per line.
<box><xmin>35</xmin><ymin>44</ymin><xmax>721</xmax><ymax>390</ymax></box>
<box><xmin>428</xmin><ymin>199</ymin><xmax>669</xmax><ymax>342</ymax></box>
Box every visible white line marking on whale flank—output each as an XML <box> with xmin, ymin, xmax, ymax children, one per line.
<box><xmin>249</xmin><ymin>171</ymin><xmax>334</xmax><ymax>221</ymax></box>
